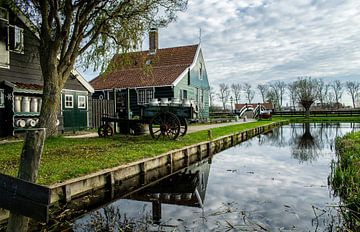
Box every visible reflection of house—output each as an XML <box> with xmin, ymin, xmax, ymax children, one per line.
<box><xmin>0</xmin><ymin>4</ymin><xmax>94</xmax><ymax>137</ymax></box>
<box><xmin>127</xmin><ymin>159</ymin><xmax>211</xmax><ymax>223</ymax></box>
<box><xmin>90</xmin><ymin>29</ymin><xmax>210</xmax><ymax>120</ymax></box>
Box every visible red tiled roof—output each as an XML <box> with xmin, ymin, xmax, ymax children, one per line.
<box><xmin>13</xmin><ymin>82</ymin><xmax>43</xmax><ymax>91</ymax></box>
<box><xmin>90</xmin><ymin>44</ymin><xmax>198</xmax><ymax>90</ymax></box>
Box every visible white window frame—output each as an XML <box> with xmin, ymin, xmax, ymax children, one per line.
<box><xmin>9</xmin><ymin>25</ymin><xmax>24</xmax><ymax>54</ymax></box>
<box><xmin>64</xmin><ymin>94</ymin><xmax>73</xmax><ymax>108</ymax></box>
<box><xmin>180</xmin><ymin>89</ymin><xmax>188</xmax><ymax>100</ymax></box>
<box><xmin>199</xmin><ymin>62</ymin><xmax>203</xmax><ymax>80</ymax></box>
<box><xmin>137</xmin><ymin>88</ymin><xmax>154</xmax><ymax>105</ymax></box>
<box><xmin>78</xmin><ymin>95</ymin><xmax>86</xmax><ymax>109</ymax></box>
<box><xmin>0</xmin><ymin>8</ymin><xmax>9</xmax><ymax>69</ymax></box>
<box><xmin>0</xmin><ymin>89</ymin><xmax>4</xmax><ymax>108</ymax></box>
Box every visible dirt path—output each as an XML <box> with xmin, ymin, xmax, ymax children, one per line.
<box><xmin>65</xmin><ymin>119</ymin><xmax>256</xmax><ymax>138</ymax></box>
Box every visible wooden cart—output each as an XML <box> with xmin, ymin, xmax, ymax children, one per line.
<box><xmin>98</xmin><ymin>105</ymin><xmax>193</xmax><ymax>140</ymax></box>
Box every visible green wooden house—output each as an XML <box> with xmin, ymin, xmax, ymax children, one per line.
<box><xmin>0</xmin><ymin>4</ymin><xmax>94</xmax><ymax>137</ymax></box>
<box><xmin>90</xmin><ymin>29</ymin><xmax>210</xmax><ymax>121</ymax></box>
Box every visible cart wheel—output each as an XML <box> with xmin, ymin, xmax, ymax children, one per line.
<box><xmin>149</xmin><ymin>112</ymin><xmax>180</xmax><ymax>140</ymax></box>
<box><xmin>179</xmin><ymin>118</ymin><xmax>188</xmax><ymax>136</ymax></box>
<box><xmin>98</xmin><ymin>124</ymin><xmax>114</xmax><ymax>137</ymax></box>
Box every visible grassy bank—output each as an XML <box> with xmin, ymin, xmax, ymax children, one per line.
<box><xmin>0</xmin><ymin>120</ymin><xmax>284</xmax><ymax>185</ymax></box>
<box><xmin>331</xmin><ymin>131</ymin><xmax>360</xmax><ymax>229</ymax></box>
<box><xmin>273</xmin><ymin>115</ymin><xmax>360</xmax><ymax>123</ymax></box>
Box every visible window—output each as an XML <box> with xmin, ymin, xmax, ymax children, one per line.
<box><xmin>180</xmin><ymin>89</ymin><xmax>187</xmax><ymax>100</ymax></box>
<box><xmin>0</xmin><ymin>8</ymin><xmax>8</xmax><ymax>22</ymax></box>
<box><xmin>0</xmin><ymin>8</ymin><xmax>9</xmax><ymax>68</ymax></box>
<box><xmin>199</xmin><ymin>62</ymin><xmax>203</xmax><ymax>80</ymax></box>
<box><xmin>9</xmin><ymin>25</ymin><xmax>24</xmax><ymax>53</ymax></box>
<box><xmin>78</xmin><ymin>96</ymin><xmax>86</xmax><ymax>109</ymax></box>
<box><xmin>65</xmin><ymin>95</ymin><xmax>73</xmax><ymax>108</ymax></box>
<box><xmin>0</xmin><ymin>89</ymin><xmax>4</xmax><ymax>108</ymax></box>
<box><xmin>137</xmin><ymin>88</ymin><xmax>154</xmax><ymax>105</ymax></box>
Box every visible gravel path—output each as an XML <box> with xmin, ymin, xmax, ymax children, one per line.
<box><xmin>65</xmin><ymin>119</ymin><xmax>256</xmax><ymax>138</ymax></box>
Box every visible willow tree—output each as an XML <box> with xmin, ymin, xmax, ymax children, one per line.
<box><xmin>9</xmin><ymin>0</ymin><xmax>187</xmax><ymax>136</ymax></box>
<box><xmin>294</xmin><ymin>77</ymin><xmax>318</xmax><ymax>118</ymax></box>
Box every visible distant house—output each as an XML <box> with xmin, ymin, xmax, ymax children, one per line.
<box><xmin>0</xmin><ymin>4</ymin><xmax>94</xmax><ymax>137</ymax></box>
<box><xmin>90</xmin><ymin>29</ymin><xmax>210</xmax><ymax>121</ymax></box>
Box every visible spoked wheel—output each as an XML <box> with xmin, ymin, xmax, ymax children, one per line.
<box><xmin>149</xmin><ymin>112</ymin><xmax>181</xmax><ymax>140</ymax></box>
<box><xmin>98</xmin><ymin>124</ymin><xmax>114</xmax><ymax>137</ymax></box>
<box><xmin>179</xmin><ymin>118</ymin><xmax>188</xmax><ymax>137</ymax></box>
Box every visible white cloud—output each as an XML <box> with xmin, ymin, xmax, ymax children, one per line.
<box><xmin>82</xmin><ymin>0</ymin><xmax>360</xmax><ymax>105</ymax></box>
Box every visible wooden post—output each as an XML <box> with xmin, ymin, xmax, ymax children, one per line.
<box><xmin>207</xmin><ymin>129</ymin><xmax>212</xmax><ymax>140</ymax></box>
<box><xmin>7</xmin><ymin>128</ymin><xmax>46</xmax><ymax>232</ymax></box>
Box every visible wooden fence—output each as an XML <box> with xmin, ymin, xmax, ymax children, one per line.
<box><xmin>272</xmin><ymin>110</ymin><xmax>360</xmax><ymax>117</ymax></box>
<box><xmin>89</xmin><ymin>99</ymin><xmax>115</xmax><ymax>129</ymax></box>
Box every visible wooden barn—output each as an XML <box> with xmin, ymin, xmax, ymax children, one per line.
<box><xmin>90</xmin><ymin>29</ymin><xmax>210</xmax><ymax>125</ymax></box>
<box><xmin>0</xmin><ymin>4</ymin><xmax>94</xmax><ymax>137</ymax></box>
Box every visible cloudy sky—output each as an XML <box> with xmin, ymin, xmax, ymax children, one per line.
<box><xmin>82</xmin><ymin>0</ymin><xmax>360</xmax><ymax>105</ymax></box>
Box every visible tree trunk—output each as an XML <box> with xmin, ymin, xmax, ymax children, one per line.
<box><xmin>305</xmin><ymin>108</ymin><xmax>310</xmax><ymax>118</ymax></box>
<box><xmin>6</xmin><ymin>129</ymin><xmax>46</xmax><ymax>232</ymax></box>
<box><xmin>352</xmin><ymin>95</ymin><xmax>356</xmax><ymax>108</ymax></box>
<box><xmin>37</xmin><ymin>47</ymin><xmax>66</xmax><ymax>136</ymax></box>
<box><xmin>301</xmin><ymin>100</ymin><xmax>313</xmax><ymax>119</ymax></box>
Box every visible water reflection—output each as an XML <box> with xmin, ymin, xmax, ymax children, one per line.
<box><xmin>72</xmin><ymin>123</ymin><xmax>360</xmax><ymax>231</ymax></box>
<box><xmin>126</xmin><ymin>159</ymin><xmax>210</xmax><ymax>224</ymax></box>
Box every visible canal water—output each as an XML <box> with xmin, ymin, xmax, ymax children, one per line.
<box><xmin>73</xmin><ymin>123</ymin><xmax>360</xmax><ymax>231</ymax></box>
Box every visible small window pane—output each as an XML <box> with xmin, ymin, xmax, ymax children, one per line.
<box><xmin>183</xmin><ymin>90</ymin><xmax>187</xmax><ymax>99</ymax></box>
<box><xmin>0</xmin><ymin>89</ymin><xmax>4</xmax><ymax>108</ymax></box>
<box><xmin>78</xmin><ymin>96</ymin><xmax>86</xmax><ymax>109</ymax></box>
<box><xmin>137</xmin><ymin>88</ymin><xmax>154</xmax><ymax>105</ymax></box>
<box><xmin>65</xmin><ymin>95</ymin><xmax>73</xmax><ymax>108</ymax></box>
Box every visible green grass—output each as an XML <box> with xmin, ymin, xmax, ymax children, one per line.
<box><xmin>331</xmin><ymin>131</ymin><xmax>360</xmax><ymax>229</ymax></box>
<box><xmin>273</xmin><ymin>115</ymin><xmax>360</xmax><ymax>123</ymax></box>
<box><xmin>0</xmin><ymin>119</ymin><xmax>284</xmax><ymax>185</ymax></box>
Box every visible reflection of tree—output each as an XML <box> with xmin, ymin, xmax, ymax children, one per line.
<box><xmin>291</xmin><ymin>123</ymin><xmax>322</xmax><ymax>163</ymax></box>
<box><xmin>260</xmin><ymin>123</ymin><xmax>348</xmax><ymax>163</ymax></box>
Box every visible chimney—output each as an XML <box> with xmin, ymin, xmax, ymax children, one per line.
<box><xmin>149</xmin><ymin>28</ymin><xmax>158</xmax><ymax>54</ymax></box>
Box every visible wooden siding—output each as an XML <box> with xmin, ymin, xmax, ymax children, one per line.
<box><xmin>0</xmin><ymin>5</ymin><xmax>91</xmax><ymax>136</ymax></box>
<box><xmin>0</xmin><ymin>7</ymin><xmax>87</xmax><ymax>91</ymax></box>
<box><xmin>174</xmin><ymin>49</ymin><xmax>209</xmax><ymax>118</ymax></box>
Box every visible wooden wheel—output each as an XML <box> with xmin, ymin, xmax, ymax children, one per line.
<box><xmin>149</xmin><ymin>112</ymin><xmax>181</xmax><ymax>140</ymax></box>
<box><xmin>98</xmin><ymin>124</ymin><xmax>114</xmax><ymax>137</ymax></box>
<box><xmin>179</xmin><ymin>118</ymin><xmax>188</xmax><ymax>136</ymax></box>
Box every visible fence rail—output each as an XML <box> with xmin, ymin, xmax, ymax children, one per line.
<box><xmin>272</xmin><ymin>110</ymin><xmax>360</xmax><ymax>117</ymax></box>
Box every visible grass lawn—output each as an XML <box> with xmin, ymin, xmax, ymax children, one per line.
<box><xmin>0</xmin><ymin>119</ymin><xmax>283</xmax><ymax>185</ymax></box>
<box><xmin>273</xmin><ymin>115</ymin><xmax>360</xmax><ymax>123</ymax></box>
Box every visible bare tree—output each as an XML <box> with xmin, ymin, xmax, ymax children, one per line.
<box><xmin>330</xmin><ymin>80</ymin><xmax>343</xmax><ymax>109</ymax></box>
<box><xmin>243</xmin><ymin>83</ymin><xmax>255</xmax><ymax>103</ymax></box>
<box><xmin>294</xmin><ymin>77</ymin><xmax>318</xmax><ymax>118</ymax></box>
<box><xmin>231</xmin><ymin>83</ymin><xmax>242</xmax><ymax>104</ymax></box>
<box><xmin>270</xmin><ymin>81</ymin><xmax>286</xmax><ymax>109</ymax></box>
<box><xmin>257</xmin><ymin>84</ymin><xmax>269</xmax><ymax>103</ymax></box>
<box><xmin>287</xmin><ymin>82</ymin><xmax>297</xmax><ymax>111</ymax></box>
<box><xmin>345</xmin><ymin>81</ymin><xmax>360</xmax><ymax>108</ymax></box>
<box><xmin>316</xmin><ymin>79</ymin><xmax>326</xmax><ymax>108</ymax></box>
<box><xmin>266</xmin><ymin>89</ymin><xmax>279</xmax><ymax>110</ymax></box>
<box><xmin>209</xmin><ymin>86</ymin><xmax>216</xmax><ymax>107</ymax></box>
<box><xmin>218</xmin><ymin>83</ymin><xmax>230</xmax><ymax>111</ymax></box>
